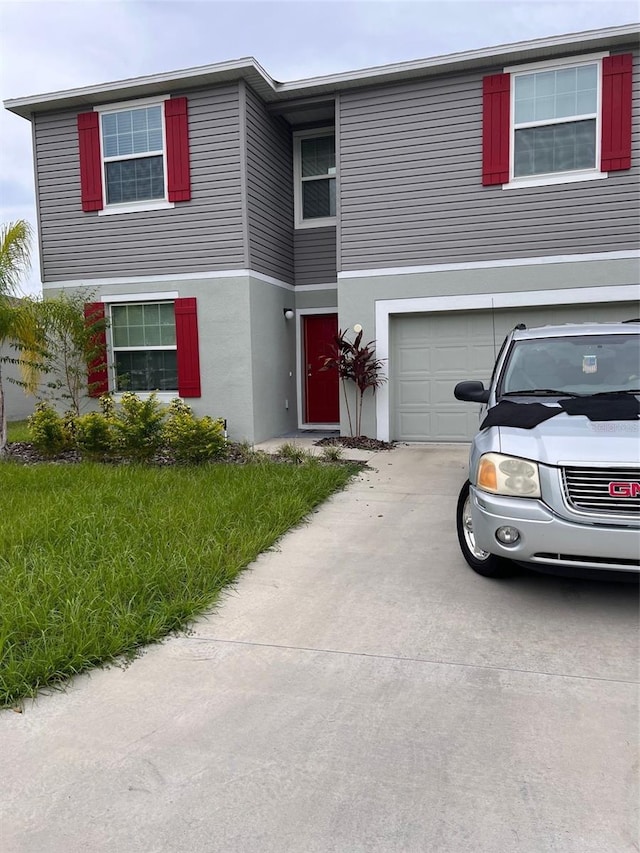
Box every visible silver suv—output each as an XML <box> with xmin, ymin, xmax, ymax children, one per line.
<box><xmin>454</xmin><ymin>322</ymin><xmax>640</xmax><ymax>578</ymax></box>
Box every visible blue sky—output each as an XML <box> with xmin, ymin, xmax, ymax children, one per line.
<box><xmin>1</xmin><ymin>0</ymin><xmax>637</xmax><ymax>295</ymax></box>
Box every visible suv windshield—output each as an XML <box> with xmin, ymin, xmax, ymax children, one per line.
<box><xmin>499</xmin><ymin>334</ymin><xmax>639</xmax><ymax>396</ymax></box>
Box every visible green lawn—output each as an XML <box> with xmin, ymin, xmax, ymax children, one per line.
<box><xmin>0</xmin><ymin>459</ymin><xmax>359</xmax><ymax>707</ymax></box>
<box><xmin>6</xmin><ymin>420</ymin><xmax>30</xmax><ymax>443</ymax></box>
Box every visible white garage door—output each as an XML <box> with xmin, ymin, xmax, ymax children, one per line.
<box><xmin>390</xmin><ymin>302</ymin><xmax>637</xmax><ymax>442</ymax></box>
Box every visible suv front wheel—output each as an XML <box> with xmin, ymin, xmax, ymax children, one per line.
<box><xmin>456</xmin><ymin>481</ymin><xmax>514</xmax><ymax>578</ymax></box>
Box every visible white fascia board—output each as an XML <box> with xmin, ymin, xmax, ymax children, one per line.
<box><xmin>6</xmin><ymin>24</ymin><xmax>637</xmax><ymax>118</ymax></box>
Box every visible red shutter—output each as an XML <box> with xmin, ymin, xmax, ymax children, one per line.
<box><xmin>84</xmin><ymin>302</ymin><xmax>109</xmax><ymax>397</ymax></box>
<box><xmin>601</xmin><ymin>54</ymin><xmax>633</xmax><ymax>172</ymax></box>
<box><xmin>482</xmin><ymin>73</ymin><xmax>511</xmax><ymax>186</ymax></box>
<box><xmin>175</xmin><ymin>298</ymin><xmax>201</xmax><ymax>397</ymax></box>
<box><xmin>77</xmin><ymin>112</ymin><xmax>104</xmax><ymax>211</ymax></box>
<box><xmin>165</xmin><ymin>98</ymin><xmax>191</xmax><ymax>202</ymax></box>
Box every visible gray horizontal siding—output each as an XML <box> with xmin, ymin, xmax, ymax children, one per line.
<box><xmin>244</xmin><ymin>83</ymin><xmax>294</xmax><ymax>283</ymax></box>
<box><xmin>35</xmin><ymin>84</ymin><xmax>246</xmax><ymax>282</ymax></box>
<box><xmin>338</xmin><ymin>46</ymin><xmax>640</xmax><ymax>271</ymax></box>
<box><xmin>294</xmin><ymin>228</ymin><xmax>337</xmax><ymax>286</ymax></box>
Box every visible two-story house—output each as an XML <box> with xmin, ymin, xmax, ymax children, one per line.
<box><xmin>5</xmin><ymin>24</ymin><xmax>638</xmax><ymax>443</ymax></box>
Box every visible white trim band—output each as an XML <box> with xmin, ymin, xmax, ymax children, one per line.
<box><xmin>295</xmin><ymin>282</ymin><xmax>338</xmax><ymax>292</ymax></box>
<box><xmin>44</xmin><ymin>269</ymin><xmax>296</xmax><ymax>292</ymax></box>
<box><xmin>339</xmin><ymin>250</ymin><xmax>640</xmax><ymax>280</ymax></box>
<box><xmin>44</xmin><ymin>270</ymin><xmax>342</xmax><ymax>293</ymax></box>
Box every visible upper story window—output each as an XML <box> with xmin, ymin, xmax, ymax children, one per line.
<box><xmin>512</xmin><ymin>60</ymin><xmax>599</xmax><ymax>181</ymax></box>
<box><xmin>77</xmin><ymin>96</ymin><xmax>191</xmax><ymax>214</ymax></box>
<box><xmin>482</xmin><ymin>52</ymin><xmax>633</xmax><ymax>190</ymax></box>
<box><xmin>294</xmin><ymin>129</ymin><xmax>336</xmax><ymax>228</ymax></box>
<box><xmin>101</xmin><ymin>105</ymin><xmax>166</xmax><ymax>205</ymax></box>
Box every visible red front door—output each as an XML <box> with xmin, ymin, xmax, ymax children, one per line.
<box><xmin>304</xmin><ymin>313</ymin><xmax>339</xmax><ymax>424</ymax></box>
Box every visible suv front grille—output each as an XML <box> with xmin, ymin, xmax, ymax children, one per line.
<box><xmin>562</xmin><ymin>467</ymin><xmax>640</xmax><ymax>518</ymax></box>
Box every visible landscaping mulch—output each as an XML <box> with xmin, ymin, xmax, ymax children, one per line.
<box><xmin>4</xmin><ymin>441</ymin><xmax>255</xmax><ymax>466</ymax></box>
<box><xmin>5</xmin><ymin>442</ymin><xmax>82</xmax><ymax>465</ymax></box>
<box><xmin>315</xmin><ymin>435</ymin><xmax>394</xmax><ymax>451</ymax></box>
<box><xmin>3</xmin><ymin>441</ymin><xmax>368</xmax><ymax>466</ymax></box>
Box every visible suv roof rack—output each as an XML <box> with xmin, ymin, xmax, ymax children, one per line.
<box><xmin>622</xmin><ymin>318</ymin><xmax>640</xmax><ymax>323</ymax></box>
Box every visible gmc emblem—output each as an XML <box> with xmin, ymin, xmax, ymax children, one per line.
<box><xmin>608</xmin><ymin>481</ymin><xmax>640</xmax><ymax>498</ymax></box>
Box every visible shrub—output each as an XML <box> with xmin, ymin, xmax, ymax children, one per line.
<box><xmin>99</xmin><ymin>393</ymin><xmax>116</xmax><ymax>420</ymax></box>
<box><xmin>278</xmin><ymin>442</ymin><xmax>310</xmax><ymax>464</ymax></box>
<box><xmin>27</xmin><ymin>393</ymin><xmax>229</xmax><ymax>466</ymax></box>
<box><xmin>321</xmin><ymin>444</ymin><xmax>343</xmax><ymax>462</ymax></box>
<box><xmin>28</xmin><ymin>402</ymin><xmax>73</xmax><ymax>456</ymax></box>
<box><xmin>232</xmin><ymin>440</ymin><xmax>263</xmax><ymax>464</ymax></box>
<box><xmin>75</xmin><ymin>412</ymin><xmax>114</xmax><ymax>460</ymax></box>
<box><xmin>111</xmin><ymin>392</ymin><xmax>166</xmax><ymax>462</ymax></box>
<box><xmin>164</xmin><ymin>398</ymin><xmax>226</xmax><ymax>464</ymax></box>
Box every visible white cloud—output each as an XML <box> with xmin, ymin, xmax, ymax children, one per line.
<box><xmin>1</xmin><ymin>0</ymin><xmax>637</xmax><ymax>294</ymax></box>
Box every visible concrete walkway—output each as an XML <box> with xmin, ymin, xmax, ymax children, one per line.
<box><xmin>254</xmin><ymin>432</ymin><xmax>380</xmax><ymax>463</ymax></box>
<box><xmin>1</xmin><ymin>446</ymin><xmax>637</xmax><ymax>852</ymax></box>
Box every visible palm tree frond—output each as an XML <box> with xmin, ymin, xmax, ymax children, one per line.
<box><xmin>0</xmin><ymin>220</ymin><xmax>33</xmax><ymax>297</ymax></box>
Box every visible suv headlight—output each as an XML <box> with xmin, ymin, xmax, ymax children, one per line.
<box><xmin>476</xmin><ymin>453</ymin><xmax>541</xmax><ymax>498</ymax></box>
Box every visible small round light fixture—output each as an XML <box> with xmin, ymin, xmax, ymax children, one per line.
<box><xmin>353</xmin><ymin>323</ymin><xmax>363</xmax><ymax>333</ymax></box>
<box><xmin>283</xmin><ymin>308</ymin><xmax>294</xmax><ymax>320</ymax></box>
<box><xmin>496</xmin><ymin>526</ymin><xmax>520</xmax><ymax>545</ymax></box>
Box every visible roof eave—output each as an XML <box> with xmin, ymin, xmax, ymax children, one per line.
<box><xmin>4</xmin><ymin>22</ymin><xmax>638</xmax><ymax>119</ymax></box>
<box><xmin>4</xmin><ymin>58</ymin><xmax>277</xmax><ymax>119</ymax></box>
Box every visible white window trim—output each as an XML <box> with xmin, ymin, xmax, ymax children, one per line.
<box><xmin>502</xmin><ymin>170</ymin><xmax>608</xmax><ymax>191</ymax></box>
<box><xmin>293</xmin><ymin>127</ymin><xmax>337</xmax><ymax>230</ymax></box>
<box><xmin>94</xmin><ymin>95</ymin><xmax>174</xmax><ymax>215</ymax></box>
<box><xmin>99</xmin><ymin>200</ymin><xmax>175</xmax><ymax>216</ymax></box>
<box><xmin>504</xmin><ymin>52</ymin><xmax>609</xmax><ymax>191</ymax></box>
<box><xmin>503</xmin><ymin>51</ymin><xmax>609</xmax><ymax>75</ymax></box>
<box><xmin>101</xmin><ymin>291</ymin><xmax>179</xmax><ymax>303</ymax></box>
<box><xmin>107</xmin><ymin>299</ymin><xmax>178</xmax><ymax>395</ymax></box>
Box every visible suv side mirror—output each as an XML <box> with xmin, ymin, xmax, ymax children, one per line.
<box><xmin>454</xmin><ymin>381</ymin><xmax>490</xmax><ymax>403</ymax></box>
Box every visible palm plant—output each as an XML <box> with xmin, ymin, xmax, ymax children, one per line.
<box><xmin>0</xmin><ymin>221</ymin><xmax>44</xmax><ymax>455</ymax></box>
<box><xmin>321</xmin><ymin>327</ymin><xmax>387</xmax><ymax>438</ymax></box>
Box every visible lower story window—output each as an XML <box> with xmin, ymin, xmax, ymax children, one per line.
<box><xmin>111</xmin><ymin>302</ymin><xmax>177</xmax><ymax>392</ymax></box>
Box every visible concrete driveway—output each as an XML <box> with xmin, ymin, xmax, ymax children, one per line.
<box><xmin>1</xmin><ymin>446</ymin><xmax>637</xmax><ymax>853</ymax></box>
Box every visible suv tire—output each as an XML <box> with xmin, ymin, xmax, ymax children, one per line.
<box><xmin>456</xmin><ymin>481</ymin><xmax>514</xmax><ymax>578</ymax></box>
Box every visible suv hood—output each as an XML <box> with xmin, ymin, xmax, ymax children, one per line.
<box><xmin>497</xmin><ymin>412</ymin><xmax>640</xmax><ymax>467</ymax></box>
